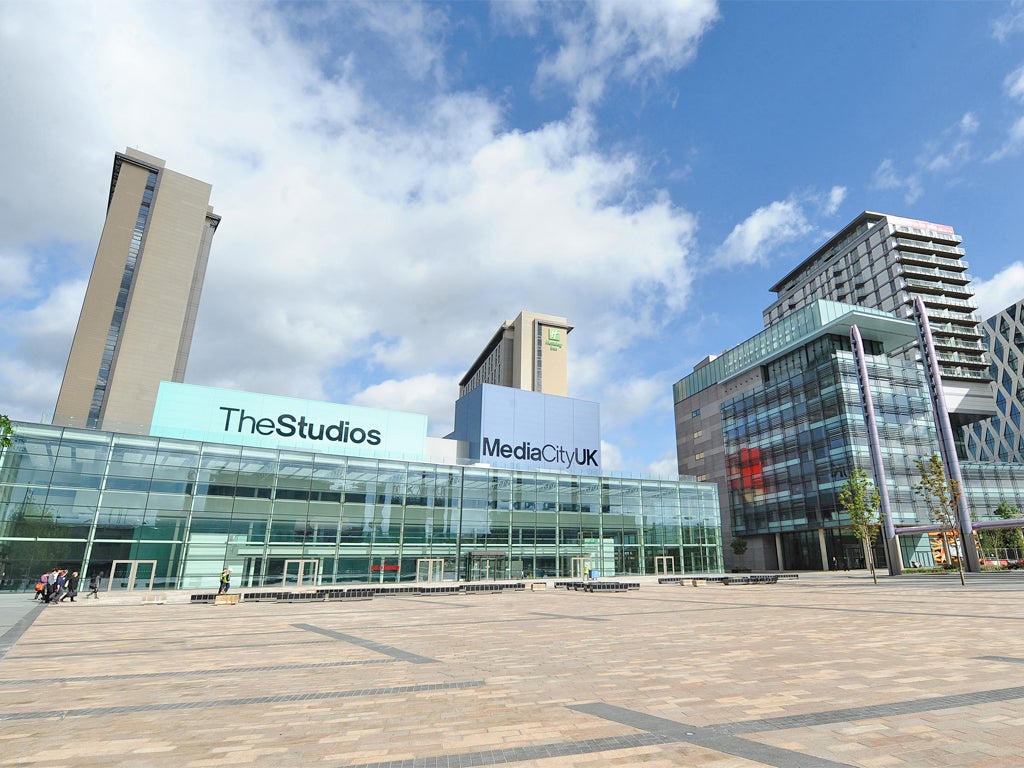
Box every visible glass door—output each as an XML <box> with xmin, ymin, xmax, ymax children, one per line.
<box><xmin>108</xmin><ymin>560</ymin><xmax>158</xmax><ymax>592</ymax></box>
<box><xmin>283</xmin><ymin>559</ymin><xmax>319</xmax><ymax>587</ymax></box>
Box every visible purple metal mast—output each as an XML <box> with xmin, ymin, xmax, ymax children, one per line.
<box><xmin>850</xmin><ymin>324</ymin><xmax>901</xmax><ymax>576</ymax></box>
<box><xmin>912</xmin><ymin>296</ymin><xmax>981</xmax><ymax>573</ymax></box>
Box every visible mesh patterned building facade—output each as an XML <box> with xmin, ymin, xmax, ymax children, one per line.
<box><xmin>963</xmin><ymin>299</ymin><xmax>1024</xmax><ymax>463</ymax></box>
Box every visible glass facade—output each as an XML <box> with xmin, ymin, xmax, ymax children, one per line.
<box><xmin>717</xmin><ymin>333</ymin><xmax>1024</xmax><ymax>570</ymax></box>
<box><xmin>721</xmin><ymin>339</ymin><xmax>940</xmax><ymax>543</ymax></box>
<box><xmin>0</xmin><ymin>422</ymin><xmax>722</xmax><ymax>592</ymax></box>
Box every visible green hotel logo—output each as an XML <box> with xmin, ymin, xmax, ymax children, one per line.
<box><xmin>545</xmin><ymin>328</ymin><xmax>563</xmax><ymax>351</ymax></box>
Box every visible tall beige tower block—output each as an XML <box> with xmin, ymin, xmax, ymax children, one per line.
<box><xmin>460</xmin><ymin>311</ymin><xmax>573</xmax><ymax>397</ymax></box>
<box><xmin>53</xmin><ymin>148</ymin><xmax>220</xmax><ymax>433</ymax></box>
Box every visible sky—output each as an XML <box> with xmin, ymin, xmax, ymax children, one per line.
<box><xmin>2</xmin><ymin>0</ymin><xmax>1024</xmax><ymax>477</ymax></box>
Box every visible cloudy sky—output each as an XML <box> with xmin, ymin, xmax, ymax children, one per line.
<box><xmin>2</xmin><ymin>1</ymin><xmax>1024</xmax><ymax>476</ymax></box>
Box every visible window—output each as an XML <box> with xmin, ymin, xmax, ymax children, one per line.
<box><xmin>695</xmin><ymin>452</ymin><xmax>705</xmax><ymax>462</ymax></box>
<box><xmin>691</xmin><ymin>408</ymin><xmax>701</xmax><ymax>418</ymax></box>
<box><xmin>693</xmin><ymin>430</ymin><xmax>703</xmax><ymax>440</ymax></box>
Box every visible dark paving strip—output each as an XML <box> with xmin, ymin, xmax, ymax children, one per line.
<box><xmin>0</xmin><ymin>680</ymin><xmax>484</xmax><ymax>721</ymax></box>
<box><xmin>294</xmin><ymin>623</ymin><xmax>440</xmax><ymax>664</ymax></box>
<box><xmin>717</xmin><ymin>684</ymin><xmax>1024</xmax><ymax>735</ymax></box>
<box><xmin>977</xmin><ymin>655</ymin><xmax>1024</xmax><ymax>664</ymax></box>
<box><xmin>571</xmin><ymin>702</ymin><xmax>855</xmax><ymax>768</ymax></box>
<box><xmin>7</xmin><ymin>638</ymin><xmax>335</xmax><ymax>659</ymax></box>
<box><xmin>0</xmin><ymin>605</ymin><xmax>45</xmax><ymax>661</ymax></box>
<box><xmin>340</xmin><ymin>733</ymin><xmax>672</xmax><ymax>768</ymax></box>
<box><xmin>0</xmin><ymin>658</ymin><xmax>395</xmax><ymax>686</ymax></box>
<box><xmin>529</xmin><ymin>612</ymin><xmax>609</xmax><ymax>622</ymax></box>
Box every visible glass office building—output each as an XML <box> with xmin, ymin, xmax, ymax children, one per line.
<box><xmin>0</xmin><ymin>422</ymin><xmax>722</xmax><ymax>592</ymax></box>
<box><xmin>675</xmin><ymin>300</ymin><xmax>1024</xmax><ymax>571</ymax></box>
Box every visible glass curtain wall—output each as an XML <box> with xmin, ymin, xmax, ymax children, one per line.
<box><xmin>0</xmin><ymin>423</ymin><xmax>723</xmax><ymax>590</ymax></box>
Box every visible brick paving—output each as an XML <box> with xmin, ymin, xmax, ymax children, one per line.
<box><xmin>1</xmin><ymin>573</ymin><xmax>1023</xmax><ymax>767</ymax></box>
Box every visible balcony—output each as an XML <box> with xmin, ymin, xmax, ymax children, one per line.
<box><xmin>924</xmin><ymin>310</ymin><xmax>984</xmax><ymax>331</ymax></box>
<box><xmin>935</xmin><ymin>352</ymin><xmax>988</xmax><ymax>369</ymax></box>
<box><xmin>900</xmin><ymin>264</ymin><xmax>973</xmax><ymax>285</ymax></box>
<box><xmin>931</xmin><ymin>336</ymin><xmax>984</xmax><ymax>353</ymax></box>
<box><xmin>895</xmin><ymin>249</ymin><xmax>968</xmax><ymax>271</ymax></box>
<box><xmin>938</xmin><ymin>366</ymin><xmax>993</xmax><ymax>382</ymax></box>
<box><xmin>903</xmin><ymin>278</ymin><xmax>976</xmax><ymax>299</ymax></box>
<box><xmin>893</xmin><ymin>230</ymin><xmax>964</xmax><ymax>248</ymax></box>
<box><xmin>914</xmin><ymin>293</ymin><xmax>979</xmax><ymax>312</ymax></box>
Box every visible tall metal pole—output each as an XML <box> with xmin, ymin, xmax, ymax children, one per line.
<box><xmin>850</xmin><ymin>325</ymin><xmax>901</xmax><ymax>575</ymax></box>
<box><xmin>912</xmin><ymin>297</ymin><xmax>981</xmax><ymax>573</ymax></box>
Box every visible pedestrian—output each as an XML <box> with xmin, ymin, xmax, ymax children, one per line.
<box><xmin>43</xmin><ymin>568</ymin><xmax>58</xmax><ymax>603</ymax></box>
<box><xmin>60</xmin><ymin>571</ymin><xmax>80</xmax><ymax>602</ymax></box>
<box><xmin>87</xmin><ymin>572</ymin><xmax>102</xmax><ymax>599</ymax></box>
<box><xmin>218</xmin><ymin>568</ymin><xmax>231</xmax><ymax>594</ymax></box>
<box><xmin>831</xmin><ymin>556</ymin><xmax>838</xmax><ymax>571</ymax></box>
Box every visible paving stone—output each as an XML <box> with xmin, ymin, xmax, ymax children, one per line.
<box><xmin>2</xmin><ymin>574</ymin><xmax>1024</xmax><ymax>766</ymax></box>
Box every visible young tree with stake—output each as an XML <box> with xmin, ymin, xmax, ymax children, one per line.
<box><xmin>838</xmin><ymin>467</ymin><xmax>882</xmax><ymax>584</ymax></box>
<box><xmin>914</xmin><ymin>454</ymin><xmax>966</xmax><ymax>586</ymax></box>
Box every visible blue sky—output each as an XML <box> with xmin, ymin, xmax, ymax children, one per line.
<box><xmin>2</xmin><ymin>1</ymin><xmax>1024</xmax><ymax>476</ymax></box>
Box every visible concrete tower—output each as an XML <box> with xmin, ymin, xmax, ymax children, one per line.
<box><xmin>53</xmin><ymin>148</ymin><xmax>220</xmax><ymax>433</ymax></box>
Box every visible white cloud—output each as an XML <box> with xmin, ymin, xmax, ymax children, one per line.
<box><xmin>351</xmin><ymin>374</ymin><xmax>458</xmax><ymax>437</ymax></box>
<box><xmin>992</xmin><ymin>0</ymin><xmax>1024</xmax><ymax>42</ymax></box>
<box><xmin>872</xmin><ymin>158</ymin><xmax>923</xmax><ymax>204</ymax></box>
<box><xmin>823</xmin><ymin>186</ymin><xmax>847</xmax><ymax>217</ymax></box>
<box><xmin>1007</xmin><ymin>64</ymin><xmax>1024</xmax><ymax>102</ymax></box>
<box><xmin>534</xmin><ymin>0</ymin><xmax>720</xmax><ymax>105</ymax></box>
<box><xmin>713</xmin><ymin>199</ymin><xmax>812</xmax><ymax>268</ymax></box>
<box><xmin>0</xmin><ymin>0</ymin><xmax>699</xmax><ymax>461</ymax></box>
<box><xmin>972</xmin><ymin>262</ymin><xmax>1024</xmax><ymax>320</ymax></box>
<box><xmin>987</xmin><ymin>115</ymin><xmax>1024</xmax><ymax>161</ymax></box>
<box><xmin>0</xmin><ymin>248</ymin><xmax>34</xmax><ymax>302</ymax></box>
<box><xmin>919</xmin><ymin>112</ymin><xmax>977</xmax><ymax>173</ymax></box>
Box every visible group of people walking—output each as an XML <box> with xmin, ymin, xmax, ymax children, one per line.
<box><xmin>33</xmin><ymin>568</ymin><xmax>101</xmax><ymax>603</ymax></box>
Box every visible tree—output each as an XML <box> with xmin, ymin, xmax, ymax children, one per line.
<box><xmin>838</xmin><ymin>467</ymin><xmax>882</xmax><ymax>584</ymax></box>
<box><xmin>985</xmin><ymin>502</ymin><xmax>1024</xmax><ymax>557</ymax></box>
<box><xmin>914</xmin><ymin>454</ymin><xmax>966</xmax><ymax>586</ymax></box>
<box><xmin>0</xmin><ymin>414</ymin><xmax>12</xmax><ymax>450</ymax></box>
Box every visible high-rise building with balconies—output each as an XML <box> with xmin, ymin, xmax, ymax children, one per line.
<box><xmin>764</xmin><ymin>211</ymin><xmax>994</xmax><ymax>435</ymax></box>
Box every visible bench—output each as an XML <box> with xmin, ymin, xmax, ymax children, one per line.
<box><xmin>214</xmin><ymin>594</ymin><xmax>239</xmax><ymax>605</ymax></box>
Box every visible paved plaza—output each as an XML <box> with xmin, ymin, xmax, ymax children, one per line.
<box><xmin>1</xmin><ymin>573</ymin><xmax>1023</xmax><ymax>767</ymax></box>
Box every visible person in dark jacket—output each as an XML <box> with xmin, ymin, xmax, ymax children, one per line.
<box><xmin>60</xmin><ymin>571</ymin><xmax>80</xmax><ymax>602</ymax></box>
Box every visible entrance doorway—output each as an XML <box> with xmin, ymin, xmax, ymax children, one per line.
<box><xmin>108</xmin><ymin>560</ymin><xmax>157</xmax><ymax>592</ymax></box>
<box><xmin>654</xmin><ymin>556</ymin><xmax>676</xmax><ymax>576</ymax></box>
<box><xmin>283</xmin><ymin>559</ymin><xmax>319</xmax><ymax>587</ymax></box>
<box><xmin>466</xmin><ymin>551</ymin><xmax>506</xmax><ymax>581</ymax></box>
<box><xmin>570</xmin><ymin>556</ymin><xmax>592</xmax><ymax>579</ymax></box>
<box><xmin>416</xmin><ymin>558</ymin><xmax>445</xmax><ymax>582</ymax></box>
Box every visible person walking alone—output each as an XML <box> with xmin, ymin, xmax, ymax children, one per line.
<box><xmin>87</xmin><ymin>572</ymin><xmax>102</xmax><ymax>599</ymax></box>
<box><xmin>218</xmin><ymin>568</ymin><xmax>231</xmax><ymax>594</ymax></box>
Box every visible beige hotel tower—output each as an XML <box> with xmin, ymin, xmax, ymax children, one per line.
<box><xmin>459</xmin><ymin>311</ymin><xmax>573</xmax><ymax>397</ymax></box>
<box><xmin>53</xmin><ymin>148</ymin><xmax>220</xmax><ymax>434</ymax></box>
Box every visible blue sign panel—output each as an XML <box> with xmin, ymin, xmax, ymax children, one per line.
<box><xmin>453</xmin><ymin>385</ymin><xmax>601</xmax><ymax>475</ymax></box>
<box><xmin>151</xmin><ymin>382</ymin><xmax>428</xmax><ymax>458</ymax></box>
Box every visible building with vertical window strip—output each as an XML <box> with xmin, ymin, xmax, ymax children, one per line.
<box><xmin>964</xmin><ymin>299</ymin><xmax>1024</xmax><ymax>463</ymax></box>
<box><xmin>52</xmin><ymin>149</ymin><xmax>220</xmax><ymax>435</ymax></box>
<box><xmin>459</xmin><ymin>311</ymin><xmax>573</xmax><ymax>397</ymax></box>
